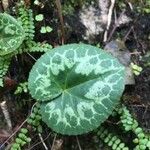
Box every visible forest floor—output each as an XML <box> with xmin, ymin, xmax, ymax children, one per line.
<box><xmin>0</xmin><ymin>0</ymin><xmax>150</xmax><ymax>150</ymax></box>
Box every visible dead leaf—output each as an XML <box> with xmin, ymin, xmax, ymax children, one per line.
<box><xmin>104</xmin><ymin>40</ymin><xmax>135</xmax><ymax>85</ymax></box>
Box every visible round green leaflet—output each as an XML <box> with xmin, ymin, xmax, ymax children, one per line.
<box><xmin>0</xmin><ymin>13</ymin><xmax>25</xmax><ymax>56</ymax></box>
<box><xmin>28</xmin><ymin>44</ymin><xmax>125</xmax><ymax>135</ymax></box>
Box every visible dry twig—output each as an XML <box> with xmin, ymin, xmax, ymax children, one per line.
<box><xmin>0</xmin><ymin>101</ymin><xmax>12</xmax><ymax>131</ymax></box>
<box><xmin>103</xmin><ymin>0</ymin><xmax>116</xmax><ymax>42</ymax></box>
<box><xmin>51</xmin><ymin>133</ymin><xmax>57</xmax><ymax>150</ymax></box>
<box><xmin>38</xmin><ymin>133</ymin><xmax>48</xmax><ymax>150</ymax></box>
<box><xmin>27</xmin><ymin>132</ymin><xmax>51</xmax><ymax>150</ymax></box>
<box><xmin>76</xmin><ymin>136</ymin><xmax>82</xmax><ymax>150</ymax></box>
<box><xmin>55</xmin><ymin>0</ymin><xmax>65</xmax><ymax>44</ymax></box>
<box><xmin>0</xmin><ymin>119</ymin><xmax>27</xmax><ymax>149</ymax></box>
<box><xmin>0</xmin><ymin>103</ymin><xmax>37</xmax><ymax>149</ymax></box>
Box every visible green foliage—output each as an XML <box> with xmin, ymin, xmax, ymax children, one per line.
<box><xmin>0</xmin><ymin>3</ymin><xmax>52</xmax><ymax>87</ymax></box>
<box><xmin>28</xmin><ymin>44</ymin><xmax>125</xmax><ymax>135</ymax></box>
<box><xmin>11</xmin><ymin>128</ymin><xmax>31</xmax><ymax>150</ymax></box>
<box><xmin>18</xmin><ymin>6</ymin><xmax>35</xmax><ymax>41</ymax></box>
<box><xmin>0</xmin><ymin>56</ymin><xmax>11</xmax><ymax>86</ymax></box>
<box><xmin>142</xmin><ymin>51</ymin><xmax>150</xmax><ymax>67</ymax></box>
<box><xmin>10</xmin><ymin>103</ymin><xmax>42</xmax><ymax>150</ymax></box>
<box><xmin>97</xmin><ymin>127</ymin><xmax>129</xmax><ymax>150</ymax></box>
<box><xmin>35</xmin><ymin>14</ymin><xmax>44</xmax><ymax>21</ymax></box>
<box><xmin>27</xmin><ymin>103</ymin><xmax>42</xmax><ymax>133</ymax></box>
<box><xmin>17</xmin><ymin>5</ymin><xmax>52</xmax><ymax>53</ymax></box>
<box><xmin>0</xmin><ymin>13</ymin><xmax>25</xmax><ymax>56</ymax></box>
<box><xmin>25</xmin><ymin>41</ymin><xmax>52</xmax><ymax>53</ymax></box>
<box><xmin>0</xmin><ymin>12</ymin><xmax>25</xmax><ymax>86</ymax></box>
<box><xmin>131</xmin><ymin>63</ymin><xmax>143</xmax><ymax>76</ymax></box>
<box><xmin>62</xmin><ymin>0</ymin><xmax>92</xmax><ymax>15</ymax></box>
<box><xmin>117</xmin><ymin>105</ymin><xmax>150</xmax><ymax>150</ymax></box>
<box><xmin>96</xmin><ymin>105</ymin><xmax>150</xmax><ymax>150</ymax></box>
<box><xmin>15</xmin><ymin>82</ymin><xmax>28</xmax><ymax>94</ymax></box>
<box><xmin>136</xmin><ymin>0</ymin><xmax>150</xmax><ymax>14</ymax></box>
<box><xmin>40</xmin><ymin>26</ymin><xmax>53</xmax><ymax>34</ymax></box>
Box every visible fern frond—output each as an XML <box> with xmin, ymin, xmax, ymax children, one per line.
<box><xmin>0</xmin><ymin>57</ymin><xmax>11</xmax><ymax>87</ymax></box>
<box><xmin>16</xmin><ymin>41</ymin><xmax>52</xmax><ymax>54</ymax></box>
<box><xmin>97</xmin><ymin>126</ymin><xmax>129</xmax><ymax>150</ymax></box>
<box><xmin>26</xmin><ymin>41</ymin><xmax>52</xmax><ymax>53</ymax></box>
<box><xmin>117</xmin><ymin>105</ymin><xmax>150</xmax><ymax>150</ymax></box>
<box><xmin>18</xmin><ymin>6</ymin><xmax>35</xmax><ymax>41</ymax></box>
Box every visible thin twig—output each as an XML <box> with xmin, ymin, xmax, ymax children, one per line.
<box><xmin>0</xmin><ymin>101</ymin><xmax>12</xmax><ymax>131</ymax></box>
<box><xmin>51</xmin><ymin>133</ymin><xmax>57</xmax><ymax>150</ymax></box>
<box><xmin>130</xmin><ymin>52</ymin><xmax>141</xmax><ymax>55</ymax></box>
<box><xmin>103</xmin><ymin>0</ymin><xmax>116</xmax><ymax>42</ymax></box>
<box><xmin>27</xmin><ymin>132</ymin><xmax>51</xmax><ymax>150</ymax></box>
<box><xmin>27</xmin><ymin>52</ymin><xmax>37</xmax><ymax>61</ymax></box>
<box><xmin>126</xmin><ymin>0</ymin><xmax>133</xmax><ymax>11</ymax></box>
<box><xmin>0</xmin><ymin>119</ymin><xmax>27</xmax><ymax>149</ymax></box>
<box><xmin>0</xmin><ymin>103</ymin><xmax>37</xmax><ymax>149</ymax></box>
<box><xmin>124</xmin><ymin>26</ymin><xmax>133</xmax><ymax>41</ymax></box>
<box><xmin>76</xmin><ymin>136</ymin><xmax>82</xmax><ymax>150</ymax></box>
<box><xmin>114</xmin><ymin>8</ymin><xmax>117</xmax><ymax>24</ymax></box>
<box><xmin>55</xmin><ymin>0</ymin><xmax>65</xmax><ymax>44</ymax></box>
<box><xmin>38</xmin><ymin>133</ymin><xmax>48</xmax><ymax>150</ymax></box>
<box><xmin>107</xmin><ymin>10</ymin><xmax>125</xmax><ymax>42</ymax></box>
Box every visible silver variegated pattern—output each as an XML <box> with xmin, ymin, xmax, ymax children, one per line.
<box><xmin>0</xmin><ymin>13</ymin><xmax>25</xmax><ymax>56</ymax></box>
<box><xmin>28</xmin><ymin>44</ymin><xmax>125</xmax><ymax>135</ymax></box>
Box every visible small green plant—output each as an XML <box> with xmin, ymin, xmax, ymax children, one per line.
<box><xmin>26</xmin><ymin>103</ymin><xmax>42</xmax><ymax>133</ymax></box>
<box><xmin>117</xmin><ymin>105</ymin><xmax>150</xmax><ymax>150</ymax></box>
<box><xmin>136</xmin><ymin>0</ymin><xmax>150</xmax><ymax>14</ymax></box>
<box><xmin>131</xmin><ymin>63</ymin><xmax>143</xmax><ymax>76</ymax></box>
<box><xmin>34</xmin><ymin>12</ymin><xmax>53</xmax><ymax>34</ymax></box>
<box><xmin>15</xmin><ymin>82</ymin><xmax>28</xmax><ymax>94</ymax></box>
<box><xmin>40</xmin><ymin>26</ymin><xmax>53</xmax><ymax>34</ymax></box>
<box><xmin>28</xmin><ymin>43</ymin><xmax>125</xmax><ymax>135</ymax></box>
<box><xmin>35</xmin><ymin>14</ymin><xmax>44</xmax><ymax>21</ymax></box>
<box><xmin>0</xmin><ymin>2</ymin><xmax>52</xmax><ymax>87</ymax></box>
<box><xmin>10</xmin><ymin>103</ymin><xmax>42</xmax><ymax>150</ymax></box>
<box><xmin>11</xmin><ymin>128</ymin><xmax>31</xmax><ymax>150</ymax></box>
<box><xmin>97</xmin><ymin>126</ymin><xmax>129</xmax><ymax>150</ymax></box>
<box><xmin>62</xmin><ymin>0</ymin><xmax>92</xmax><ymax>15</ymax></box>
<box><xmin>142</xmin><ymin>51</ymin><xmax>150</xmax><ymax>67</ymax></box>
<box><xmin>96</xmin><ymin>105</ymin><xmax>150</xmax><ymax>150</ymax></box>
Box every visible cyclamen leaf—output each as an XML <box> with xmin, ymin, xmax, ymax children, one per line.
<box><xmin>0</xmin><ymin>13</ymin><xmax>25</xmax><ymax>56</ymax></box>
<box><xmin>28</xmin><ymin>44</ymin><xmax>125</xmax><ymax>135</ymax></box>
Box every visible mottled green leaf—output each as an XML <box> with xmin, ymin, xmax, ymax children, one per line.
<box><xmin>28</xmin><ymin>44</ymin><xmax>125</xmax><ymax>135</ymax></box>
<box><xmin>0</xmin><ymin>13</ymin><xmax>25</xmax><ymax>56</ymax></box>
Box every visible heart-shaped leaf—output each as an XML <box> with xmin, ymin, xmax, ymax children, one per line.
<box><xmin>0</xmin><ymin>13</ymin><xmax>25</xmax><ymax>56</ymax></box>
<box><xmin>28</xmin><ymin>44</ymin><xmax>125</xmax><ymax>135</ymax></box>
